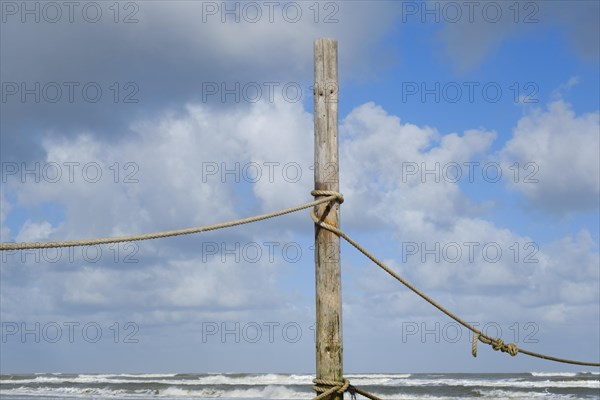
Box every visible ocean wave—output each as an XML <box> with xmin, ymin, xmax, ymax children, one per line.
<box><xmin>1</xmin><ymin>386</ymin><xmax>157</xmax><ymax>398</ymax></box>
<box><xmin>529</xmin><ymin>372</ymin><xmax>578</xmax><ymax>378</ymax></box>
<box><xmin>388</xmin><ymin>378</ymin><xmax>599</xmax><ymax>389</ymax></box>
<box><xmin>476</xmin><ymin>389</ymin><xmax>579</xmax><ymax>399</ymax></box>
<box><xmin>0</xmin><ymin>373</ymin><xmax>415</xmax><ymax>387</ymax></box>
<box><xmin>1</xmin><ymin>385</ymin><xmax>311</xmax><ymax>399</ymax></box>
<box><xmin>0</xmin><ymin>385</ymin><xmax>494</xmax><ymax>400</ymax></box>
<box><xmin>1</xmin><ymin>373</ymin><xmax>598</xmax><ymax>399</ymax></box>
<box><xmin>0</xmin><ymin>373</ymin><xmax>312</xmax><ymax>387</ymax></box>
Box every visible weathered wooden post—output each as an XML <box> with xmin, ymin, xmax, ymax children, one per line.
<box><xmin>313</xmin><ymin>38</ymin><xmax>343</xmax><ymax>400</ymax></box>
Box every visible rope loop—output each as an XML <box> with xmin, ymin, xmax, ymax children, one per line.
<box><xmin>312</xmin><ymin>378</ymin><xmax>348</xmax><ymax>393</ymax></box>
<box><xmin>312</xmin><ymin>378</ymin><xmax>380</xmax><ymax>400</ymax></box>
<box><xmin>311</xmin><ymin>190</ymin><xmax>344</xmax><ymax>204</ymax></box>
<box><xmin>312</xmin><ymin>378</ymin><xmax>346</xmax><ymax>400</ymax></box>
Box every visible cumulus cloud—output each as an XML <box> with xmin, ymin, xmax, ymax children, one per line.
<box><xmin>234</xmin><ymin>100</ymin><xmax>314</xmax><ymax>211</ymax></box>
<box><xmin>339</xmin><ymin>102</ymin><xmax>496</xmax><ymax>230</ymax></box>
<box><xmin>2</xmin><ymin>96</ymin><xmax>597</xmax><ymax>369</ymax></box>
<box><xmin>336</xmin><ymin>101</ymin><xmax>598</xmax><ymax>332</ymax></box>
<box><xmin>15</xmin><ymin>220</ymin><xmax>57</xmax><ymax>243</ymax></box>
<box><xmin>2</xmin><ymin>1</ymin><xmax>597</xmax><ymax>373</ymax></box>
<box><xmin>2</xmin><ymin>98</ymin><xmax>316</xmax><ymax>324</ymax></box>
<box><xmin>8</xmin><ymin>96</ymin><xmax>315</xmax><ymax>241</ymax></box>
<box><xmin>56</xmin><ymin>258</ymin><xmax>283</xmax><ymax>312</ymax></box>
<box><xmin>501</xmin><ymin>100</ymin><xmax>600</xmax><ymax>214</ymax></box>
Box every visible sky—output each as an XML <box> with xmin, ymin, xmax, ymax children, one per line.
<box><xmin>0</xmin><ymin>0</ymin><xmax>599</xmax><ymax>374</ymax></box>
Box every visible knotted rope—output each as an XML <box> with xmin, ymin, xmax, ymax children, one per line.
<box><xmin>472</xmin><ymin>333</ymin><xmax>519</xmax><ymax>357</ymax></box>
<box><xmin>312</xmin><ymin>378</ymin><xmax>381</xmax><ymax>400</ymax></box>
<box><xmin>311</xmin><ymin>189</ymin><xmax>344</xmax><ymax>205</ymax></box>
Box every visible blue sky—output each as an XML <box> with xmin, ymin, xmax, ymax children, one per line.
<box><xmin>0</xmin><ymin>1</ymin><xmax>599</xmax><ymax>374</ymax></box>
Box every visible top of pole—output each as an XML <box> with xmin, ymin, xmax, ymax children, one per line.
<box><xmin>313</xmin><ymin>38</ymin><xmax>339</xmax><ymax>192</ymax></box>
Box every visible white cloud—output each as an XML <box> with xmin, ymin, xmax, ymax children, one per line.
<box><xmin>339</xmin><ymin>102</ymin><xmax>496</xmax><ymax>230</ymax></box>
<box><xmin>551</xmin><ymin>76</ymin><xmax>580</xmax><ymax>100</ymax></box>
<box><xmin>2</xmin><ymin>97</ymin><xmax>597</xmax><ymax>368</ymax></box>
<box><xmin>57</xmin><ymin>257</ymin><xmax>283</xmax><ymax>313</ymax></box>
<box><xmin>337</xmin><ymin>101</ymin><xmax>598</xmax><ymax>330</ymax></box>
<box><xmin>501</xmin><ymin>100</ymin><xmax>600</xmax><ymax>213</ymax></box>
<box><xmin>2</xmin><ymin>98</ymin><xmax>315</xmax><ymax>323</ymax></box>
<box><xmin>15</xmin><ymin>220</ymin><xmax>57</xmax><ymax>243</ymax></box>
<box><xmin>235</xmin><ymin>100</ymin><xmax>314</xmax><ymax>211</ymax></box>
<box><xmin>13</xmin><ymin>101</ymin><xmax>303</xmax><ymax>240</ymax></box>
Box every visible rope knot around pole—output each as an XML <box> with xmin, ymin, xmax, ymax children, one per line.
<box><xmin>312</xmin><ymin>378</ymin><xmax>381</xmax><ymax>400</ymax></box>
<box><xmin>310</xmin><ymin>190</ymin><xmax>344</xmax><ymax>230</ymax></box>
<box><xmin>312</xmin><ymin>378</ymin><xmax>349</xmax><ymax>394</ymax></box>
<box><xmin>312</xmin><ymin>378</ymin><xmax>348</xmax><ymax>400</ymax></box>
<box><xmin>311</xmin><ymin>190</ymin><xmax>344</xmax><ymax>204</ymax></box>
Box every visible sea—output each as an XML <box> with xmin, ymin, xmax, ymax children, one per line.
<box><xmin>1</xmin><ymin>372</ymin><xmax>599</xmax><ymax>399</ymax></box>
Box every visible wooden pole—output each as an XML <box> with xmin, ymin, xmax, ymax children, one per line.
<box><xmin>314</xmin><ymin>38</ymin><xmax>342</xmax><ymax>400</ymax></box>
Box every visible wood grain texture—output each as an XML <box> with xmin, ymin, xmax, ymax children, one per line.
<box><xmin>313</xmin><ymin>38</ymin><xmax>343</xmax><ymax>400</ymax></box>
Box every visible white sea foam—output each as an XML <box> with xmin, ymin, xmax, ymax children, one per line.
<box><xmin>0</xmin><ymin>374</ymin><xmax>411</xmax><ymax>386</ymax></box>
<box><xmin>530</xmin><ymin>372</ymin><xmax>578</xmax><ymax>377</ymax></box>
<box><xmin>1</xmin><ymin>373</ymin><xmax>598</xmax><ymax>399</ymax></box>
<box><xmin>1</xmin><ymin>386</ymin><xmax>156</xmax><ymax>398</ymax></box>
<box><xmin>391</xmin><ymin>377</ymin><xmax>599</xmax><ymax>389</ymax></box>
<box><xmin>476</xmin><ymin>389</ymin><xmax>578</xmax><ymax>399</ymax></box>
<box><xmin>2</xmin><ymin>385</ymin><xmax>309</xmax><ymax>399</ymax></box>
<box><xmin>0</xmin><ymin>373</ymin><xmax>414</xmax><ymax>387</ymax></box>
<box><xmin>345</xmin><ymin>373</ymin><xmax>411</xmax><ymax>385</ymax></box>
<box><xmin>0</xmin><ymin>373</ymin><xmax>305</xmax><ymax>386</ymax></box>
<box><xmin>0</xmin><ymin>385</ymin><xmax>463</xmax><ymax>399</ymax></box>
<box><xmin>194</xmin><ymin>373</ymin><xmax>312</xmax><ymax>386</ymax></box>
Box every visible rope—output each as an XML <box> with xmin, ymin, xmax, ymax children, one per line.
<box><xmin>0</xmin><ymin>195</ymin><xmax>340</xmax><ymax>251</ymax></box>
<box><xmin>311</xmin><ymin>191</ymin><xmax>600</xmax><ymax>368</ymax></box>
<box><xmin>472</xmin><ymin>333</ymin><xmax>518</xmax><ymax>358</ymax></box>
<box><xmin>3</xmin><ymin>189</ymin><xmax>598</xmax><ymax>368</ymax></box>
<box><xmin>311</xmin><ymin>189</ymin><xmax>344</xmax><ymax>204</ymax></box>
<box><xmin>312</xmin><ymin>378</ymin><xmax>382</xmax><ymax>400</ymax></box>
